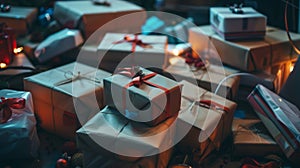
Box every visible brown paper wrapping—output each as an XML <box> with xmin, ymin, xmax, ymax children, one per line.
<box><xmin>164</xmin><ymin>57</ymin><xmax>240</xmax><ymax>99</ymax></box>
<box><xmin>189</xmin><ymin>25</ymin><xmax>300</xmax><ymax>72</ymax></box>
<box><xmin>175</xmin><ymin>80</ymin><xmax>237</xmax><ymax>162</ymax></box>
<box><xmin>0</xmin><ymin>6</ymin><xmax>37</xmax><ymax>37</ymax></box>
<box><xmin>24</xmin><ymin>62</ymin><xmax>111</xmax><ymax>139</ymax></box>
<box><xmin>232</xmin><ymin>119</ymin><xmax>282</xmax><ymax>157</ymax></box>
<box><xmin>76</xmin><ymin>106</ymin><xmax>175</xmax><ymax>167</ymax></box>
<box><xmin>53</xmin><ymin>0</ymin><xmax>146</xmax><ymax>39</ymax></box>
<box><xmin>104</xmin><ymin>67</ymin><xmax>181</xmax><ymax>126</ymax></box>
<box><xmin>97</xmin><ymin>33</ymin><xmax>168</xmax><ymax>72</ymax></box>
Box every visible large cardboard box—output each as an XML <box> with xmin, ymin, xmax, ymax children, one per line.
<box><xmin>189</xmin><ymin>25</ymin><xmax>300</xmax><ymax>72</ymax></box>
<box><xmin>97</xmin><ymin>33</ymin><xmax>168</xmax><ymax>73</ymax></box>
<box><xmin>210</xmin><ymin>7</ymin><xmax>267</xmax><ymax>40</ymax></box>
<box><xmin>175</xmin><ymin>80</ymin><xmax>237</xmax><ymax>162</ymax></box>
<box><xmin>0</xmin><ymin>6</ymin><xmax>37</xmax><ymax>37</ymax></box>
<box><xmin>53</xmin><ymin>0</ymin><xmax>146</xmax><ymax>39</ymax></box>
<box><xmin>232</xmin><ymin>119</ymin><xmax>282</xmax><ymax>157</ymax></box>
<box><xmin>24</xmin><ymin>62</ymin><xmax>111</xmax><ymax>139</ymax></box>
<box><xmin>76</xmin><ymin>106</ymin><xmax>175</xmax><ymax>168</ymax></box>
<box><xmin>164</xmin><ymin>57</ymin><xmax>240</xmax><ymax>99</ymax></box>
<box><xmin>104</xmin><ymin>67</ymin><xmax>181</xmax><ymax>126</ymax></box>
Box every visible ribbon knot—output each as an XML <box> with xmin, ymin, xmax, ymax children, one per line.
<box><xmin>185</xmin><ymin>52</ymin><xmax>208</xmax><ymax>69</ymax></box>
<box><xmin>54</xmin><ymin>71</ymin><xmax>102</xmax><ymax>86</ymax></box>
<box><xmin>0</xmin><ymin>97</ymin><xmax>26</xmax><ymax>123</ymax></box>
<box><xmin>113</xmin><ymin>34</ymin><xmax>152</xmax><ymax>52</ymax></box>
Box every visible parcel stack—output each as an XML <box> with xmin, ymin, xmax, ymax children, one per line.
<box><xmin>188</xmin><ymin>6</ymin><xmax>299</xmax><ymax>101</ymax></box>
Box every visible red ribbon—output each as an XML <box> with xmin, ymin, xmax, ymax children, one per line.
<box><xmin>185</xmin><ymin>52</ymin><xmax>206</xmax><ymax>68</ymax></box>
<box><xmin>241</xmin><ymin>158</ymin><xmax>280</xmax><ymax>168</ymax></box>
<box><xmin>113</xmin><ymin>34</ymin><xmax>151</xmax><ymax>52</ymax></box>
<box><xmin>0</xmin><ymin>97</ymin><xmax>26</xmax><ymax>123</ymax></box>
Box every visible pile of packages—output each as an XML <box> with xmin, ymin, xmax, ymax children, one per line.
<box><xmin>0</xmin><ymin>1</ymin><xmax>299</xmax><ymax>168</ymax></box>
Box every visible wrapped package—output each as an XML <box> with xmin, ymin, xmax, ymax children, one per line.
<box><xmin>76</xmin><ymin>106</ymin><xmax>175</xmax><ymax>168</ymax></box>
<box><xmin>103</xmin><ymin>66</ymin><xmax>181</xmax><ymax>126</ymax></box>
<box><xmin>24</xmin><ymin>62</ymin><xmax>111</xmax><ymax>139</ymax></box>
<box><xmin>248</xmin><ymin>84</ymin><xmax>300</xmax><ymax>166</ymax></box>
<box><xmin>34</xmin><ymin>28</ymin><xmax>84</xmax><ymax>63</ymax></box>
<box><xmin>189</xmin><ymin>25</ymin><xmax>300</xmax><ymax>72</ymax></box>
<box><xmin>97</xmin><ymin>33</ymin><xmax>168</xmax><ymax>72</ymax></box>
<box><xmin>164</xmin><ymin>56</ymin><xmax>240</xmax><ymax>99</ymax></box>
<box><xmin>210</xmin><ymin>7</ymin><xmax>267</xmax><ymax>40</ymax></box>
<box><xmin>232</xmin><ymin>119</ymin><xmax>282</xmax><ymax>157</ymax></box>
<box><xmin>0</xmin><ymin>6</ymin><xmax>37</xmax><ymax>37</ymax></box>
<box><xmin>175</xmin><ymin>80</ymin><xmax>237</xmax><ymax>162</ymax></box>
<box><xmin>0</xmin><ymin>89</ymin><xmax>39</xmax><ymax>159</ymax></box>
<box><xmin>53</xmin><ymin>0</ymin><xmax>146</xmax><ymax>38</ymax></box>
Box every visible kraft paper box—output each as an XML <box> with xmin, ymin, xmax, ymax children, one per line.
<box><xmin>104</xmin><ymin>67</ymin><xmax>181</xmax><ymax>126</ymax></box>
<box><xmin>53</xmin><ymin>0</ymin><xmax>146</xmax><ymax>39</ymax></box>
<box><xmin>210</xmin><ymin>7</ymin><xmax>267</xmax><ymax>40</ymax></box>
<box><xmin>175</xmin><ymin>80</ymin><xmax>237</xmax><ymax>161</ymax></box>
<box><xmin>97</xmin><ymin>33</ymin><xmax>168</xmax><ymax>73</ymax></box>
<box><xmin>164</xmin><ymin>57</ymin><xmax>240</xmax><ymax>99</ymax></box>
<box><xmin>232</xmin><ymin>119</ymin><xmax>282</xmax><ymax>157</ymax></box>
<box><xmin>76</xmin><ymin>106</ymin><xmax>175</xmax><ymax>167</ymax></box>
<box><xmin>24</xmin><ymin>62</ymin><xmax>111</xmax><ymax>139</ymax></box>
<box><xmin>0</xmin><ymin>89</ymin><xmax>39</xmax><ymax>159</ymax></box>
<box><xmin>189</xmin><ymin>25</ymin><xmax>300</xmax><ymax>72</ymax></box>
<box><xmin>0</xmin><ymin>6</ymin><xmax>37</xmax><ymax>37</ymax></box>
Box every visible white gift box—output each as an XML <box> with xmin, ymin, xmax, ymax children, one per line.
<box><xmin>210</xmin><ymin>7</ymin><xmax>267</xmax><ymax>40</ymax></box>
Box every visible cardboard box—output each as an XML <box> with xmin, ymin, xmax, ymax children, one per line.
<box><xmin>97</xmin><ymin>33</ymin><xmax>168</xmax><ymax>73</ymax></box>
<box><xmin>232</xmin><ymin>119</ymin><xmax>282</xmax><ymax>157</ymax></box>
<box><xmin>104</xmin><ymin>67</ymin><xmax>181</xmax><ymax>126</ymax></box>
<box><xmin>53</xmin><ymin>0</ymin><xmax>146</xmax><ymax>39</ymax></box>
<box><xmin>24</xmin><ymin>62</ymin><xmax>111</xmax><ymax>139</ymax></box>
<box><xmin>0</xmin><ymin>6</ymin><xmax>37</xmax><ymax>37</ymax></box>
<box><xmin>164</xmin><ymin>56</ymin><xmax>240</xmax><ymax>99</ymax></box>
<box><xmin>210</xmin><ymin>7</ymin><xmax>267</xmax><ymax>40</ymax></box>
<box><xmin>189</xmin><ymin>25</ymin><xmax>300</xmax><ymax>72</ymax></box>
<box><xmin>76</xmin><ymin>106</ymin><xmax>175</xmax><ymax>167</ymax></box>
<box><xmin>175</xmin><ymin>80</ymin><xmax>237</xmax><ymax>161</ymax></box>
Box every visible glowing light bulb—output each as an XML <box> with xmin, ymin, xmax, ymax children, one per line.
<box><xmin>14</xmin><ymin>47</ymin><xmax>23</xmax><ymax>54</ymax></box>
<box><xmin>0</xmin><ymin>63</ymin><xmax>7</xmax><ymax>68</ymax></box>
<box><xmin>290</xmin><ymin>64</ymin><xmax>294</xmax><ymax>72</ymax></box>
<box><xmin>172</xmin><ymin>48</ymin><xmax>180</xmax><ymax>56</ymax></box>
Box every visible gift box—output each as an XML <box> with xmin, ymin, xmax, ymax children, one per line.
<box><xmin>24</xmin><ymin>62</ymin><xmax>111</xmax><ymax>139</ymax></box>
<box><xmin>189</xmin><ymin>25</ymin><xmax>300</xmax><ymax>72</ymax></box>
<box><xmin>232</xmin><ymin>119</ymin><xmax>282</xmax><ymax>157</ymax></box>
<box><xmin>0</xmin><ymin>89</ymin><xmax>39</xmax><ymax>159</ymax></box>
<box><xmin>104</xmin><ymin>67</ymin><xmax>181</xmax><ymax>126</ymax></box>
<box><xmin>175</xmin><ymin>80</ymin><xmax>237</xmax><ymax>162</ymax></box>
<box><xmin>0</xmin><ymin>6</ymin><xmax>37</xmax><ymax>37</ymax></box>
<box><xmin>53</xmin><ymin>0</ymin><xmax>146</xmax><ymax>39</ymax></box>
<box><xmin>164</xmin><ymin>56</ymin><xmax>240</xmax><ymax>99</ymax></box>
<box><xmin>210</xmin><ymin>7</ymin><xmax>267</xmax><ymax>40</ymax></box>
<box><xmin>97</xmin><ymin>33</ymin><xmax>168</xmax><ymax>73</ymax></box>
<box><xmin>34</xmin><ymin>28</ymin><xmax>84</xmax><ymax>63</ymax></box>
<box><xmin>76</xmin><ymin>106</ymin><xmax>175</xmax><ymax>167</ymax></box>
<box><xmin>248</xmin><ymin>84</ymin><xmax>300</xmax><ymax>166</ymax></box>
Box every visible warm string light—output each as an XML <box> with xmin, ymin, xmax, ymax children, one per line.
<box><xmin>0</xmin><ymin>63</ymin><xmax>7</xmax><ymax>68</ymax></box>
<box><xmin>14</xmin><ymin>47</ymin><xmax>23</xmax><ymax>54</ymax></box>
<box><xmin>289</xmin><ymin>63</ymin><xmax>295</xmax><ymax>72</ymax></box>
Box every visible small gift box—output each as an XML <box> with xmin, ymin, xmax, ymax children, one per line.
<box><xmin>97</xmin><ymin>33</ymin><xmax>168</xmax><ymax>72</ymax></box>
<box><xmin>210</xmin><ymin>7</ymin><xmax>267</xmax><ymax>40</ymax></box>
<box><xmin>175</xmin><ymin>80</ymin><xmax>237</xmax><ymax>162</ymax></box>
<box><xmin>24</xmin><ymin>62</ymin><xmax>111</xmax><ymax>139</ymax></box>
<box><xmin>164</xmin><ymin>57</ymin><xmax>240</xmax><ymax>99</ymax></box>
<box><xmin>189</xmin><ymin>25</ymin><xmax>300</xmax><ymax>72</ymax></box>
<box><xmin>0</xmin><ymin>6</ymin><xmax>37</xmax><ymax>37</ymax></box>
<box><xmin>248</xmin><ymin>84</ymin><xmax>300</xmax><ymax>166</ymax></box>
<box><xmin>232</xmin><ymin>119</ymin><xmax>282</xmax><ymax>157</ymax></box>
<box><xmin>76</xmin><ymin>106</ymin><xmax>175</xmax><ymax>167</ymax></box>
<box><xmin>103</xmin><ymin>66</ymin><xmax>181</xmax><ymax>126</ymax></box>
<box><xmin>53</xmin><ymin>0</ymin><xmax>146</xmax><ymax>39</ymax></box>
<box><xmin>0</xmin><ymin>89</ymin><xmax>39</xmax><ymax>159</ymax></box>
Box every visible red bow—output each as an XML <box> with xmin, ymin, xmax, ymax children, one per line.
<box><xmin>0</xmin><ymin>97</ymin><xmax>25</xmax><ymax>123</ymax></box>
<box><xmin>113</xmin><ymin>34</ymin><xmax>152</xmax><ymax>52</ymax></box>
<box><xmin>241</xmin><ymin>158</ymin><xmax>280</xmax><ymax>168</ymax></box>
<box><xmin>185</xmin><ymin>52</ymin><xmax>206</xmax><ymax>69</ymax></box>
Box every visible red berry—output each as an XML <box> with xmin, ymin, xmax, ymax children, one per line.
<box><xmin>56</xmin><ymin>158</ymin><xmax>68</xmax><ymax>168</ymax></box>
